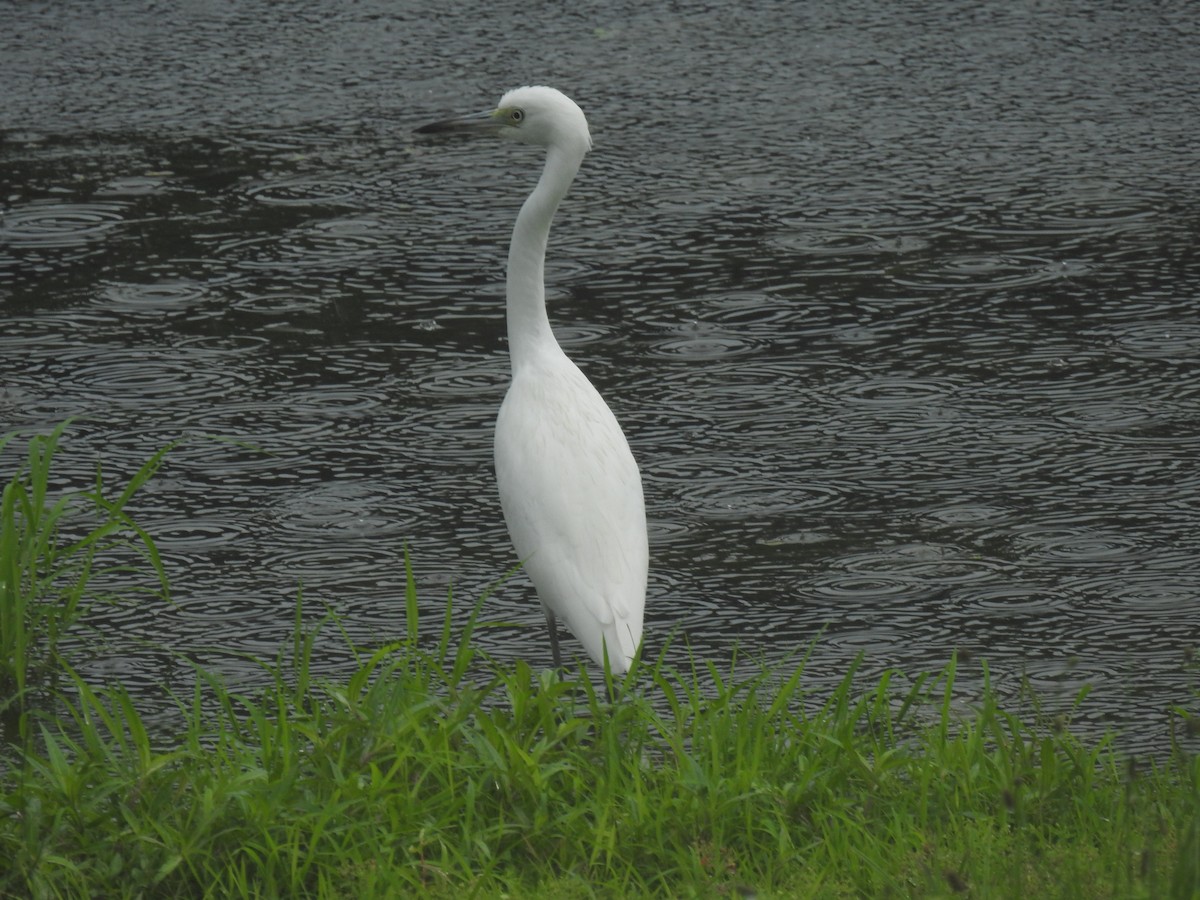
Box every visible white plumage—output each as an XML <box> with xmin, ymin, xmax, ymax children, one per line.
<box><xmin>417</xmin><ymin>86</ymin><xmax>648</xmax><ymax>673</ymax></box>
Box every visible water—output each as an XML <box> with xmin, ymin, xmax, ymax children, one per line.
<box><xmin>3</xmin><ymin>0</ymin><xmax>1199</xmax><ymax>753</ymax></box>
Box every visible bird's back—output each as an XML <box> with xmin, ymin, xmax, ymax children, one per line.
<box><xmin>494</xmin><ymin>350</ymin><xmax>647</xmax><ymax>671</ymax></box>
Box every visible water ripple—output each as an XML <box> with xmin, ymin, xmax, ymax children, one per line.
<box><xmin>995</xmin><ymin>656</ymin><xmax>1113</xmax><ymax>701</ymax></box>
<box><xmin>272</xmin><ymin>385</ymin><xmax>388</xmax><ymax>419</ymax></box>
<box><xmin>174</xmin><ymin>593</ymin><xmax>290</xmax><ymax>625</ymax></box>
<box><xmin>1062</xmin><ymin>569</ymin><xmax>1200</xmax><ymax>616</ymax></box>
<box><xmin>773</xmin><ymin>228</ymin><xmax>930</xmax><ymax>258</ymax></box>
<box><xmin>645</xmin><ymin>516</ymin><xmax>696</xmax><ymax>547</ymax></box>
<box><xmin>654</xmin><ymin>454</ymin><xmax>847</xmax><ymax>519</ymax></box>
<box><xmin>1106</xmin><ymin>322</ymin><xmax>1200</xmax><ymax>360</ymax></box>
<box><xmin>271</xmin><ymin>482</ymin><xmax>414</xmax><ymax>538</ymax></box>
<box><xmin>643</xmin><ymin>358</ymin><xmax>856</xmax><ymax>440</ymax></box>
<box><xmin>53</xmin><ymin>347</ymin><xmax>256</xmax><ymax>408</ymax></box>
<box><xmin>1036</xmin><ymin>195</ymin><xmax>1159</xmax><ymax>235</ymax></box>
<box><xmin>689</xmin><ymin>292</ymin><xmax>800</xmax><ymax>333</ymax></box>
<box><xmin>175</xmin><ymin>400</ymin><xmax>333</xmax><ymax>444</ymax></box>
<box><xmin>96</xmin><ymin>175</ymin><xmax>172</xmax><ymax>198</ymax></box>
<box><xmin>648</xmin><ymin>322</ymin><xmax>766</xmax><ymax>360</ymax></box>
<box><xmin>1011</xmin><ymin>522</ymin><xmax>1148</xmax><ymax>567</ymax></box>
<box><xmin>221</xmin><ymin>218</ymin><xmax>388</xmax><ymax>273</ymax></box>
<box><xmin>176</xmin><ymin>334</ymin><xmax>272</xmax><ymax>355</ymax></box>
<box><xmin>919</xmin><ymin>503</ymin><xmax>1017</xmax><ymax>530</ymax></box>
<box><xmin>829</xmin><ymin>406</ymin><xmax>962</xmax><ymax>445</ymax></box>
<box><xmin>841</xmin><ymin>543</ymin><xmax>1008</xmax><ymax>585</ymax></box>
<box><xmin>98</xmin><ymin>280</ymin><xmax>209</xmax><ymax>317</ymax></box>
<box><xmin>410</xmin><ymin>359</ymin><xmax>509</xmax><ymax>396</ymax></box>
<box><xmin>394</xmin><ymin>403</ymin><xmax>496</xmax><ymax>464</ymax></box>
<box><xmin>808</xmin><ymin>571</ymin><xmax>926</xmax><ymax>602</ymax></box>
<box><xmin>139</xmin><ymin>516</ymin><xmax>248</xmax><ymax>551</ymax></box>
<box><xmin>230</xmin><ymin>291</ymin><xmax>329</xmax><ymax>318</ymax></box>
<box><xmin>0</xmin><ymin>200</ymin><xmax>127</xmax><ymax>249</ymax></box>
<box><xmin>243</xmin><ymin>175</ymin><xmax>359</xmax><ymax>207</ymax></box>
<box><xmin>261</xmin><ymin>544</ymin><xmax>400</xmax><ymax>582</ymax></box>
<box><xmin>832</xmin><ymin>375</ymin><xmax>959</xmax><ymax>408</ymax></box>
<box><xmin>1049</xmin><ymin>399</ymin><xmax>1175</xmax><ymax>435</ymax></box>
<box><xmin>894</xmin><ymin>253</ymin><xmax>1073</xmax><ymax>294</ymax></box>
<box><xmin>958</xmin><ymin>583</ymin><xmax>1073</xmax><ymax>616</ymax></box>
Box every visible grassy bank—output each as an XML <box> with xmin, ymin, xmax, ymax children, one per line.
<box><xmin>1</xmin><ymin>426</ymin><xmax>1197</xmax><ymax>898</ymax></box>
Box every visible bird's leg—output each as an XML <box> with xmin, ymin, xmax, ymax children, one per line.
<box><xmin>545</xmin><ymin>611</ymin><xmax>563</xmax><ymax>669</ymax></box>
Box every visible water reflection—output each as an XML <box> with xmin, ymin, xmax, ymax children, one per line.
<box><xmin>2</xmin><ymin>0</ymin><xmax>1199</xmax><ymax>755</ymax></box>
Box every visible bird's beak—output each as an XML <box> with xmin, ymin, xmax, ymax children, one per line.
<box><xmin>415</xmin><ymin>108</ymin><xmax>502</xmax><ymax>136</ymax></box>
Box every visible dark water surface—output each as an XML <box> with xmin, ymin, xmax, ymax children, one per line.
<box><xmin>3</xmin><ymin>1</ymin><xmax>1199</xmax><ymax>753</ymax></box>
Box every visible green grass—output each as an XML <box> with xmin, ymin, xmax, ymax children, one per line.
<box><xmin>1</xmin><ymin>424</ymin><xmax>1197</xmax><ymax>898</ymax></box>
<box><xmin>0</xmin><ymin>420</ymin><xmax>171</xmax><ymax>747</ymax></box>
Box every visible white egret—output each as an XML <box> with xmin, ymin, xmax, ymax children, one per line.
<box><xmin>416</xmin><ymin>86</ymin><xmax>648</xmax><ymax>674</ymax></box>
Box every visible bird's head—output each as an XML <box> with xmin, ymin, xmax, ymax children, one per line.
<box><xmin>416</xmin><ymin>85</ymin><xmax>592</xmax><ymax>158</ymax></box>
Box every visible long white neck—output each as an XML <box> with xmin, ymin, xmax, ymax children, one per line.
<box><xmin>505</xmin><ymin>145</ymin><xmax>584</xmax><ymax>371</ymax></box>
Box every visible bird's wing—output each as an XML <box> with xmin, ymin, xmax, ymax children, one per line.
<box><xmin>495</xmin><ymin>357</ymin><xmax>647</xmax><ymax>664</ymax></box>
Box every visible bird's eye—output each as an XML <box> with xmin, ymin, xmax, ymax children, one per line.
<box><xmin>510</xmin><ymin>108</ymin><xmax>524</xmax><ymax>123</ymax></box>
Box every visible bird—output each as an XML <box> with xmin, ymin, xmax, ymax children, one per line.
<box><xmin>416</xmin><ymin>86</ymin><xmax>648</xmax><ymax>674</ymax></box>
